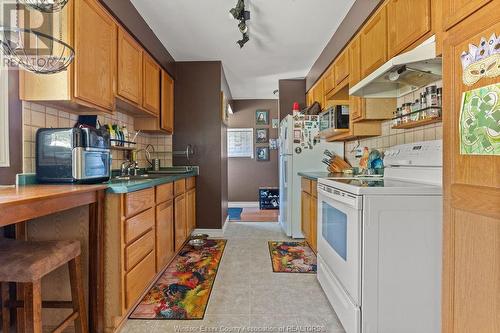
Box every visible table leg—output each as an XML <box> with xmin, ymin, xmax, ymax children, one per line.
<box><xmin>15</xmin><ymin>223</ymin><xmax>27</xmax><ymax>333</ymax></box>
<box><xmin>88</xmin><ymin>190</ymin><xmax>105</xmax><ymax>333</ymax></box>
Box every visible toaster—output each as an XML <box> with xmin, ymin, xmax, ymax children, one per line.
<box><xmin>36</xmin><ymin>127</ymin><xmax>111</xmax><ymax>183</ymax></box>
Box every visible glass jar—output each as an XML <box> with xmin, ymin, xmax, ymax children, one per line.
<box><xmin>420</xmin><ymin>92</ymin><xmax>427</xmax><ymax>110</ymax></box>
<box><xmin>402</xmin><ymin>103</ymin><xmax>412</xmax><ymax>123</ymax></box>
<box><xmin>437</xmin><ymin>87</ymin><xmax>442</xmax><ymax>107</ymax></box>
<box><xmin>426</xmin><ymin>85</ymin><xmax>438</xmax><ymax>107</ymax></box>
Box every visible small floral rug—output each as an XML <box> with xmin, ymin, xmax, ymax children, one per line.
<box><xmin>268</xmin><ymin>241</ymin><xmax>317</xmax><ymax>273</ymax></box>
<box><xmin>129</xmin><ymin>239</ymin><xmax>226</xmax><ymax>320</ymax></box>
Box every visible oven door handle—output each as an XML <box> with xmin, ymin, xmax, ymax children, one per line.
<box><xmin>318</xmin><ymin>185</ymin><xmax>362</xmax><ymax>210</ymax></box>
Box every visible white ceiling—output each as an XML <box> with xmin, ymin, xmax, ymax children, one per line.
<box><xmin>130</xmin><ymin>0</ymin><xmax>355</xmax><ymax>99</ymax></box>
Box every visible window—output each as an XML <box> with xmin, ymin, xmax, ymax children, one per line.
<box><xmin>227</xmin><ymin>128</ymin><xmax>253</xmax><ymax>158</ymax></box>
<box><xmin>0</xmin><ymin>59</ymin><xmax>9</xmax><ymax>168</ymax></box>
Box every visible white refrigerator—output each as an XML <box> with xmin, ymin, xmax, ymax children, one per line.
<box><xmin>278</xmin><ymin>114</ymin><xmax>344</xmax><ymax>238</ymax></box>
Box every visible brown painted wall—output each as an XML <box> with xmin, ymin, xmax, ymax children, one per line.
<box><xmin>227</xmin><ymin>100</ymin><xmax>279</xmax><ymax>202</ymax></box>
<box><xmin>99</xmin><ymin>0</ymin><xmax>176</xmax><ymax>76</ymax></box>
<box><xmin>305</xmin><ymin>0</ymin><xmax>383</xmax><ymax>90</ymax></box>
<box><xmin>173</xmin><ymin>61</ymin><xmax>227</xmax><ymax>229</ymax></box>
<box><xmin>278</xmin><ymin>79</ymin><xmax>306</xmax><ymax>120</ymax></box>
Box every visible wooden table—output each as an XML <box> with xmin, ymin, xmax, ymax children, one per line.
<box><xmin>0</xmin><ymin>184</ymin><xmax>108</xmax><ymax>333</ymax></box>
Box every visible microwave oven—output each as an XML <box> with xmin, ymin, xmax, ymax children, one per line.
<box><xmin>319</xmin><ymin>106</ymin><xmax>350</xmax><ymax>131</ymax></box>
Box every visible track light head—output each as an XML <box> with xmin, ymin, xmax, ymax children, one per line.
<box><xmin>238</xmin><ymin>21</ymin><xmax>248</xmax><ymax>34</ymax></box>
<box><xmin>237</xmin><ymin>33</ymin><xmax>249</xmax><ymax>48</ymax></box>
<box><xmin>229</xmin><ymin>0</ymin><xmax>245</xmax><ymax>19</ymax></box>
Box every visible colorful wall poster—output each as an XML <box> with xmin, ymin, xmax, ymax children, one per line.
<box><xmin>459</xmin><ymin>83</ymin><xmax>500</xmax><ymax>155</ymax></box>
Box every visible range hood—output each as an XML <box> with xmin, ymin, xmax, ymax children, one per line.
<box><xmin>350</xmin><ymin>36</ymin><xmax>442</xmax><ymax>98</ymax></box>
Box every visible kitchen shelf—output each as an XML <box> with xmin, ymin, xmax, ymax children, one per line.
<box><xmin>319</xmin><ymin>128</ymin><xmax>349</xmax><ymax>139</ymax></box>
<box><xmin>110</xmin><ymin>146</ymin><xmax>136</xmax><ymax>151</ymax></box>
<box><xmin>392</xmin><ymin>106</ymin><xmax>442</xmax><ymax>120</ymax></box>
<box><xmin>392</xmin><ymin>116</ymin><xmax>442</xmax><ymax>129</ymax></box>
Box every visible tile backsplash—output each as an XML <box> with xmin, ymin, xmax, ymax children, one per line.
<box><xmin>345</xmin><ymin>81</ymin><xmax>443</xmax><ymax>167</ymax></box>
<box><xmin>22</xmin><ymin>102</ymin><xmax>173</xmax><ymax>173</ymax></box>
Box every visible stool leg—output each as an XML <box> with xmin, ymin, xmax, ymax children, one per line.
<box><xmin>23</xmin><ymin>281</ymin><xmax>42</xmax><ymax>333</ymax></box>
<box><xmin>69</xmin><ymin>255</ymin><xmax>88</xmax><ymax>333</ymax></box>
<box><xmin>1</xmin><ymin>282</ymin><xmax>9</xmax><ymax>333</ymax></box>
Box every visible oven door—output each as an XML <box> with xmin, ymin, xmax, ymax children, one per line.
<box><xmin>317</xmin><ymin>184</ymin><xmax>362</xmax><ymax>305</ymax></box>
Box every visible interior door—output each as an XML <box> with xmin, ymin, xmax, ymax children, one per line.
<box><xmin>442</xmin><ymin>4</ymin><xmax>500</xmax><ymax>333</ymax></box>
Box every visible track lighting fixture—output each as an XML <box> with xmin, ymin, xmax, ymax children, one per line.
<box><xmin>230</xmin><ymin>0</ymin><xmax>250</xmax><ymax>48</ymax></box>
<box><xmin>238</xmin><ymin>21</ymin><xmax>248</xmax><ymax>34</ymax></box>
<box><xmin>237</xmin><ymin>33</ymin><xmax>249</xmax><ymax>48</ymax></box>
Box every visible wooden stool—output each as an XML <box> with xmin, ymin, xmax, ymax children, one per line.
<box><xmin>0</xmin><ymin>239</ymin><xmax>88</xmax><ymax>333</ymax></box>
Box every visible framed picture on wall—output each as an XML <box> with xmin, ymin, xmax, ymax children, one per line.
<box><xmin>256</xmin><ymin>147</ymin><xmax>270</xmax><ymax>161</ymax></box>
<box><xmin>256</xmin><ymin>110</ymin><xmax>269</xmax><ymax>125</ymax></box>
<box><xmin>255</xmin><ymin>128</ymin><xmax>269</xmax><ymax>143</ymax></box>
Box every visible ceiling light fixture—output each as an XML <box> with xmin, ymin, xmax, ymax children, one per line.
<box><xmin>229</xmin><ymin>0</ymin><xmax>250</xmax><ymax>48</ymax></box>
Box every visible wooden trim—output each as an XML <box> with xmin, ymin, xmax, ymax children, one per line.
<box><xmin>450</xmin><ymin>184</ymin><xmax>500</xmax><ymax>220</ymax></box>
<box><xmin>0</xmin><ymin>71</ymin><xmax>22</xmax><ymax>185</ymax></box>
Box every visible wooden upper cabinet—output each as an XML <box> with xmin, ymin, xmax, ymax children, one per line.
<box><xmin>142</xmin><ymin>53</ymin><xmax>161</xmax><ymax>115</ymax></box>
<box><xmin>117</xmin><ymin>28</ymin><xmax>142</xmax><ymax>105</ymax></box>
<box><xmin>387</xmin><ymin>0</ymin><xmax>432</xmax><ymax>58</ymax></box>
<box><xmin>349</xmin><ymin>36</ymin><xmax>362</xmax><ymax>87</ymax></box>
<box><xmin>323</xmin><ymin>66</ymin><xmax>335</xmax><ymax>95</ymax></box>
<box><xmin>442</xmin><ymin>0</ymin><xmax>492</xmax><ymax>31</ymax></box>
<box><xmin>161</xmin><ymin>71</ymin><xmax>174</xmax><ymax>133</ymax></box>
<box><xmin>360</xmin><ymin>6</ymin><xmax>388</xmax><ymax>78</ymax></box>
<box><xmin>74</xmin><ymin>0</ymin><xmax>116</xmax><ymax>111</ymax></box>
<box><xmin>334</xmin><ymin>49</ymin><xmax>349</xmax><ymax>86</ymax></box>
<box><xmin>312</xmin><ymin>79</ymin><xmax>325</xmax><ymax>108</ymax></box>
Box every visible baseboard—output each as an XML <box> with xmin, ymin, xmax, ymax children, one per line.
<box><xmin>192</xmin><ymin>228</ymin><xmax>224</xmax><ymax>238</ymax></box>
<box><xmin>228</xmin><ymin>201</ymin><xmax>259</xmax><ymax>208</ymax></box>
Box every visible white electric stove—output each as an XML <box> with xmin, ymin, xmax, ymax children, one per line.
<box><xmin>316</xmin><ymin>140</ymin><xmax>443</xmax><ymax>333</ymax></box>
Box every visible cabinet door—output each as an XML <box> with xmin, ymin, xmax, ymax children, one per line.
<box><xmin>312</xmin><ymin>80</ymin><xmax>325</xmax><ymax>109</ymax></box>
<box><xmin>349</xmin><ymin>95</ymin><xmax>363</xmax><ymax>122</ymax></box>
<box><xmin>156</xmin><ymin>200</ymin><xmax>174</xmax><ymax>271</ymax></box>
<box><xmin>306</xmin><ymin>91</ymin><xmax>313</xmax><ymax>107</ymax></box>
<box><xmin>310</xmin><ymin>195</ymin><xmax>317</xmax><ymax>252</ymax></box>
<box><xmin>174</xmin><ymin>194</ymin><xmax>187</xmax><ymax>251</ymax></box>
<box><xmin>117</xmin><ymin>28</ymin><xmax>142</xmax><ymax>105</ymax></box>
<box><xmin>442</xmin><ymin>7</ymin><xmax>500</xmax><ymax>332</ymax></box>
<box><xmin>334</xmin><ymin>49</ymin><xmax>349</xmax><ymax>86</ymax></box>
<box><xmin>349</xmin><ymin>36</ymin><xmax>362</xmax><ymax>87</ymax></box>
<box><xmin>142</xmin><ymin>53</ymin><xmax>161</xmax><ymax>115</ymax></box>
<box><xmin>387</xmin><ymin>0</ymin><xmax>432</xmax><ymax>58</ymax></box>
<box><xmin>323</xmin><ymin>66</ymin><xmax>335</xmax><ymax>95</ymax></box>
<box><xmin>186</xmin><ymin>189</ymin><xmax>196</xmax><ymax>235</ymax></box>
<box><xmin>443</xmin><ymin>0</ymin><xmax>492</xmax><ymax>30</ymax></box>
<box><xmin>74</xmin><ymin>0</ymin><xmax>116</xmax><ymax>111</ymax></box>
<box><xmin>360</xmin><ymin>7</ymin><xmax>387</xmax><ymax>78</ymax></box>
<box><xmin>301</xmin><ymin>191</ymin><xmax>311</xmax><ymax>241</ymax></box>
<box><xmin>161</xmin><ymin>70</ymin><xmax>174</xmax><ymax>133</ymax></box>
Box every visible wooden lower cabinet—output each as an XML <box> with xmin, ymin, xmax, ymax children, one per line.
<box><xmin>156</xmin><ymin>200</ymin><xmax>174</xmax><ymax>271</ymax></box>
<box><xmin>300</xmin><ymin>178</ymin><xmax>318</xmax><ymax>252</ymax></box>
<box><xmin>186</xmin><ymin>189</ymin><xmax>196</xmax><ymax>235</ymax></box>
<box><xmin>104</xmin><ymin>177</ymin><xmax>197</xmax><ymax>332</ymax></box>
<box><xmin>174</xmin><ymin>193</ymin><xmax>187</xmax><ymax>252</ymax></box>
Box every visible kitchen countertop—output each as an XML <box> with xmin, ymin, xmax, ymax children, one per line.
<box><xmin>106</xmin><ymin>170</ymin><xmax>198</xmax><ymax>194</ymax></box>
<box><xmin>298</xmin><ymin>171</ymin><xmax>345</xmax><ymax>180</ymax></box>
<box><xmin>13</xmin><ymin>167</ymin><xmax>199</xmax><ymax>195</ymax></box>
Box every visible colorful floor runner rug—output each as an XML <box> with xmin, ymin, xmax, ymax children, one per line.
<box><xmin>268</xmin><ymin>241</ymin><xmax>317</xmax><ymax>273</ymax></box>
<box><xmin>130</xmin><ymin>239</ymin><xmax>226</xmax><ymax>320</ymax></box>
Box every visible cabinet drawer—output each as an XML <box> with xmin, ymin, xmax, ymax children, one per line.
<box><xmin>301</xmin><ymin>178</ymin><xmax>312</xmax><ymax>193</ymax></box>
<box><xmin>174</xmin><ymin>179</ymin><xmax>186</xmax><ymax>196</ymax></box>
<box><xmin>125</xmin><ymin>230</ymin><xmax>154</xmax><ymax>271</ymax></box>
<box><xmin>186</xmin><ymin>177</ymin><xmax>196</xmax><ymax>190</ymax></box>
<box><xmin>125</xmin><ymin>188</ymin><xmax>154</xmax><ymax>217</ymax></box>
<box><xmin>156</xmin><ymin>183</ymin><xmax>174</xmax><ymax>204</ymax></box>
<box><xmin>311</xmin><ymin>180</ymin><xmax>318</xmax><ymax>198</ymax></box>
<box><xmin>125</xmin><ymin>251</ymin><xmax>156</xmax><ymax>309</ymax></box>
<box><xmin>125</xmin><ymin>207</ymin><xmax>154</xmax><ymax>244</ymax></box>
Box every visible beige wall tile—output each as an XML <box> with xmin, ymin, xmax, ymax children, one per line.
<box><xmin>31</xmin><ymin>111</ymin><xmax>45</xmax><ymax>127</ymax></box>
<box><xmin>435</xmin><ymin>125</ymin><xmax>443</xmax><ymax>139</ymax></box>
<box><xmin>424</xmin><ymin>127</ymin><xmax>436</xmax><ymax>140</ymax></box>
<box><xmin>414</xmin><ymin>129</ymin><xmax>424</xmax><ymax>142</ymax></box>
<box><xmin>46</xmin><ymin>114</ymin><xmax>58</xmax><ymax>128</ymax></box>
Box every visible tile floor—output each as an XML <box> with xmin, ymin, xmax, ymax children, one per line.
<box><xmin>121</xmin><ymin>222</ymin><xmax>345</xmax><ymax>333</ymax></box>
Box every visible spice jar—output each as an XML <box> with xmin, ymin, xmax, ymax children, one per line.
<box><xmin>426</xmin><ymin>85</ymin><xmax>438</xmax><ymax>107</ymax></box>
<box><xmin>420</xmin><ymin>92</ymin><xmax>427</xmax><ymax>110</ymax></box>
<box><xmin>437</xmin><ymin>87</ymin><xmax>442</xmax><ymax>107</ymax></box>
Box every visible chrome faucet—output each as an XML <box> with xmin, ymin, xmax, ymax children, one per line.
<box><xmin>120</xmin><ymin>161</ymin><xmax>134</xmax><ymax>176</ymax></box>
